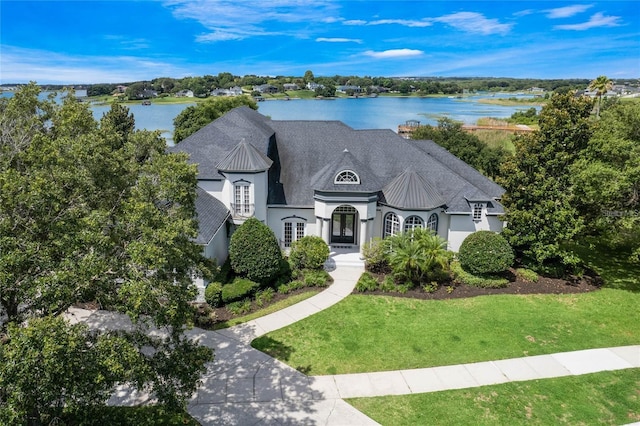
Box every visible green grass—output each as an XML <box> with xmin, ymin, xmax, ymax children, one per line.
<box><xmin>347</xmin><ymin>368</ymin><xmax>640</xmax><ymax>425</ymax></box>
<box><xmin>253</xmin><ymin>239</ymin><xmax>640</xmax><ymax>375</ymax></box>
<box><xmin>213</xmin><ymin>289</ymin><xmax>320</xmax><ymax>329</ymax></box>
<box><xmin>252</xmin><ymin>290</ymin><xmax>640</xmax><ymax>375</ymax></box>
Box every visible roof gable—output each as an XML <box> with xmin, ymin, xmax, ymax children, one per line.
<box><xmin>310</xmin><ymin>148</ymin><xmax>382</xmax><ymax>192</ymax></box>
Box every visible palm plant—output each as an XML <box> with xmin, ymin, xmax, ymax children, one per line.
<box><xmin>588</xmin><ymin>75</ymin><xmax>613</xmax><ymax>118</ymax></box>
<box><xmin>384</xmin><ymin>228</ymin><xmax>450</xmax><ymax>285</ymax></box>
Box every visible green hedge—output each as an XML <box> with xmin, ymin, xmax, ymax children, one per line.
<box><xmin>289</xmin><ymin>236</ymin><xmax>330</xmax><ymax>270</ymax></box>
<box><xmin>458</xmin><ymin>231</ymin><xmax>514</xmax><ymax>275</ymax></box>
<box><xmin>229</xmin><ymin>218</ymin><xmax>283</xmax><ymax>284</ymax></box>
<box><xmin>221</xmin><ymin>278</ymin><xmax>259</xmax><ymax>304</ymax></box>
<box><xmin>451</xmin><ymin>262</ymin><xmax>509</xmax><ymax>288</ymax></box>
<box><xmin>204</xmin><ymin>282</ymin><xmax>223</xmax><ymax>307</ymax></box>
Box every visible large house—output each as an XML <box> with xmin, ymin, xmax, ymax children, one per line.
<box><xmin>171</xmin><ymin>106</ymin><xmax>505</xmax><ymax>269</ymax></box>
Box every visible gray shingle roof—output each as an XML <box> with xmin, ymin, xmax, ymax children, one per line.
<box><xmin>310</xmin><ymin>148</ymin><xmax>382</xmax><ymax>192</ymax></box>
<box><xmin>175</xmin><ymin>108</ymin><xmax>505</xmax><ymax>216</ymax></box>
<box><xmin>194</xmin><ymin>187</ymin><xmax>229</xmax><ymax>244</ymax></box>
<box><xmin>216</xmin><ymin>139</ymin><xmax>273</xmax><ymax>172</ymax></box>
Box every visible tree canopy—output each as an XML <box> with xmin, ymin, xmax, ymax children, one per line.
<box><xmin>0</xmin><ymin>84</ymin><xmax>213</xmax><ymax>423</ymax></box>
<box><xmin>498</xmin><ymin>93</ymin><xmax>594</xmax><ymax>274</ymax></box>
<box><xmin>173</xmin><ymin>95</ymin><xmax>258</xmax><ymax>143</ymax></box>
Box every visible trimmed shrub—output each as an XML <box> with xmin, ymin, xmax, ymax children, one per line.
<box><xmin>458</xmin><ymin>231</ymin><xmax>514</xmax><ymax>275</ymax></box>
<box><xmin>289</xmin><ymin>236</ymin><xmax>330</xmax><ymax>270</ymax></box>
<box><xmin>204</xmin><ymin>282</ymin><xmax>223</xmax><ymax>307</ymax></box>
<box><xmin>229</xmin><ymin>218</ymin><xmax>283</xmax><ymax>284</ymax></box>
<box><xmin>355</xmin><ymin>272</ymin><xmax>379</xmax><ymax>292</ymax></box>
<box><xmin>362</xmin><ymin>237</ymin><xmax>389</xmax><ymax>273</ymax></box>
<box><xmin>516</xmin><ymin>268</ymin><xmax>539</xmax><ymax>282</ymax></box>
<box><xmin>451</xmin><ymin>261</ymin><xmax>509</xmax><ymax>288</ymax></box>
<box><xmin>302</xmin><ymin>269</ymin><xmax>332</xmax><ymax>287</ymax></box>
<box><xmin>221</xmin><ymin>278</ymin><xmax>259</xmax><ymax>304</ymax></box>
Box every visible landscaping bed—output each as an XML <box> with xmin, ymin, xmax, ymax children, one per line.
<box><xmin>359</xmin><ymin>267</ymin><xmax>602</xmax><ymax>301</ymax></box>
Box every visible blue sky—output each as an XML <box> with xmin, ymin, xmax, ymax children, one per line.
<box><xmin>1</xmin><ymin>1</ymin><xmax>638</xmax><ymax>84</ymax></box>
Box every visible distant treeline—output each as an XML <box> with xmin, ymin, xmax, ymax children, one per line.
<box><xmin>6</xmin><ymin>73</ymin><xmax>636</xmax><ymax>98</ymax></box>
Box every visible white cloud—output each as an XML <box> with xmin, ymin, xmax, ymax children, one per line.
<box><xmin>164</xmin><ymin>0</ymin><xmax>339</xmax><ymax>41</ymax></box>
<box><xmin>343</xmin><ymin>19</ymin><xmax>367</xmax><ymax>26</ymax></box>
<box><xmin>545</xmin><ymin>4</ymin><xmax>593</xmax><ymax>19</ymax></box>
<box><xmin>434</xmin><ymin>12</ymin><xmax>512</xmax><ymax>35</ymax></box>
<box><xmin>316</xmin><ymin>37</ymin><xmax>362</xmax><ymax>44</ymax></box>
<box><xmin>363</xmin><ymin>49</ymin><xmax>423</xmax><ymax>59</ymax></box>
<box><xmin>0</xmin><ymin>45</ymin><xmax>191</xmax><ymax>84</ymax></box>
<box><xmin>555</xmin><ymin>12</ymin><xmax>622</xmax><ymax>30</ymax></box>
<box><xmin>367</xmin><ymin>19</ymin><xmax>432</xmax><ymax>28</ymax></box>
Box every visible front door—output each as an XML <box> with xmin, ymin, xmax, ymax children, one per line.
<box><xmin>331</xmin><ymin>206</ymin><xmax>357</xmax><ymax>244</ymax></box>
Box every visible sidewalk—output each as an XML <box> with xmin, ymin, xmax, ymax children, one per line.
<box><xmin>67</xmin><ymin>254</ymin><xmax>640</xmax><ymax>425</ymax></box>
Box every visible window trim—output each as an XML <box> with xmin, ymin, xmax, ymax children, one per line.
<box><xmin>383</xmin><ymin>212</ymin><xmax>400</xmax><ymax>237</ymax></box>
<box><xmin>334</xmin><ymin>170</ymin><xmax>360</xmax><ymax>185</ymax></box>
<box><xmin>426</xmin><ymin>213</ymin><xmax>439</xmax><ymax>233</ymax></box>
<box><xmin>283</xmin><ymin>220</ymin><xmax>306</xmax><ymax>247</ymax></box>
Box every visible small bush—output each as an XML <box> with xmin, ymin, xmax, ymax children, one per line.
<box><xmin>422</xmin><ymin>282</ymin><xmax>438</xmax><ymax>293</ymax></box>
<box><xmin>355</xmin><ymin>272</ymin><xmax>379</xmax><ymax>292</ymax></box>
<box><xmin>458</xmin><ymin>231</ymin><xmax>514</xmax><ymax>275</ymax></box>
<box><xmin>278</xmin><ymin>280</ymin><xmax>305</xmax><ymax>294</ymax></box>
<box><xmin>221</xmin><ymin>278</ymin><xmax>259</xmax><ymax>304</ymax></box>
<box><xmin>229</xmin><ymin>218</ymin><xmax>283</xmax><ymax>284</ymax></box>
<box><xmin>516</xmin><ymin>268</ymin><xmax>539</xmax><ymax>282</ymax></box>
<box><xmin>451</xmin><ymin>262</ymin><xmax>509</xmax><ymax>288</ymax></box>
<box><xmin>302</xmin><ymin>269</ymin><xmax>332</xmax><ymax>287</ymax></box>
<box><xmin>362</xmin><ymin>237</ymin><xmax>389</xmax><ymax>273</ymax></box>
<box><xmin>226</xmin><ymin>299</ymin><xmax>252</xmax><ymax>316</ymax></box>
<box><xmin>255</xmin><ymin>288</ymin><xmax>275</xmax><ymax>307</ymax></box>
<box><xmin>193</xmin><ymin>304</ymin><xmax>217</xmax><ymax>327</ymax></box>
<box><xmin>289</xmin><ymin>236</ymin><xmax>330</xmax><ymax>270</ymax></box>
<box><xmin>204</xmin><ymin>282</ymin><xmax>223</xmax><ymax>307</ymax></box>
<box><xmin>380</xmin><ymin>275</ymin><xmax>396</xmax><ymax>292</ymax></box>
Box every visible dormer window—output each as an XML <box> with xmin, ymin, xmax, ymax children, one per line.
<box><xmin>334</xmin><ymin>170</ymin><xmax>360</xmax><ymax>184</ymax></box>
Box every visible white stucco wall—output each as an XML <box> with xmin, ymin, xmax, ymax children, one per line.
<box><xmin>219</xmin><ymin>171</ymin><xmax>269</xmax><ymax>222</ymax></box>
<box><xmin>447</xmin><ymin>211</ymin><xmax>505</xmax><ymax>251</ymax></box>
<box><xmin>267</xmin><ymin>206</ymin><xmax>316</xmax><ymax>247</ymax></box>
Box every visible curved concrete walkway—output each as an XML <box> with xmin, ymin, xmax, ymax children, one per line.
<box><xmin>68</xmin><ymin>254</ymin><xmax>640</xmax><ymax>425</ymax></box>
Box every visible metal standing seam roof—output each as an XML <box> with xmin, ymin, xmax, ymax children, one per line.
<box><xmin>216</xmin><ymin>138</ymin><xmax>273</xmax><ymax>172</ymax></box>
<box><xmin>381</xmin><ymin>169</ymin><xmax>447</xmax><ymax>210</ymax></box>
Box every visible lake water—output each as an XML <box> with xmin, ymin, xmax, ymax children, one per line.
<box><xmin>2</xmin><ymin>90</ymin><xmax>534</xmax><ymax>144</ymax></box>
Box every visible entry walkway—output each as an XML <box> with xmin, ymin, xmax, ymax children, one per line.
<box><xmin>67</xmin><ymin>251</ymin><xmax>640</xmax><ymax>425</ymax></box>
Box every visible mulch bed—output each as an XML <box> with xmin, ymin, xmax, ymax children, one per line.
<box><xmin>362</xmin><ymin>268</ymin><xmax>603</xmax><ymax>301</ymax></box>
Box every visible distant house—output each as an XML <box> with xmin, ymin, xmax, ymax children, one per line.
<box><xmin>337</xmin><ymin>85</ymin><xmax>362</xmax><ymax>93</ymax></box>
<box><xmin>283</xmin><ymin>83</ymin><xmax>299</xmax><ymax>91</ymax></box>
<box><xmin>306</xmin><ymin>82</ymin><xmax>324</xmax><ymax>91</ymax></box>
<box><xmin>253</xmin><ymin>84</ymin><xmax>279</xmax><ymax>94</ymax></box>
<box><xmin>170</xmin><ymin>107</ymin><xmax>505</xmax><ymax>293</ymax></box>
<box><xmin>116</xmin><ymin>85</ymin><xmax>127</xmax><ymax>93</ymax></box>
<box><xmin>176</xmin><ymin>89</ymin><xmax>195</xmax><ymax>98</ymax></box>
<box><xmin>211</xmin><ymin>86</ymin><xmax>243</xmax><ymax>97</ymax></box>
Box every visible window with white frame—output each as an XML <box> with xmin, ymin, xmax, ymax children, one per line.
<box><xmin>403</xmin><ymin>215</ymin><xmax>424</xmax><ymax>233</ymax></box>
<box><xmin>427</xmin><ymin>213</ymin><xmax>438</xmax><ymax>233</ymax></box>
<box><xmin>283</xmin><ymin>221</ymin><xmax>305</xmax><ymax>247</ymax></box>
<box><xmin>383</xmin><ymin>212</ymin><xmax>399</xmax><ymax>237</ymax></box>
<box><xmin>473</xmin><ymin>203</ymin><xmax>483</xmax><ymax>221</ymax></box>
<box><xmin>334</xmin><ymin>170</ymin><xmax>360</xmax><ymax>184</ymax></box>
<box><xmin>234</xmin><ymin>182</ymin><xmax>251</xmax><ymax>215</ymax></box>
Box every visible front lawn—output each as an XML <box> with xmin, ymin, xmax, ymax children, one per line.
<box><xmin>347</xmin><ymin>368</ymin><xmax>640</xmax><ymax>425</ymax></box>
<box><xmin>251</xmin><ymin>290</ymin><xmax>640</xmax><ymax>375</ymax></box>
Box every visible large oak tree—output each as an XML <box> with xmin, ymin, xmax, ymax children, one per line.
<box><xmin>0</xmin><ymin>84</ymin><xmax>213</xmax><ymax>424</ymax></box>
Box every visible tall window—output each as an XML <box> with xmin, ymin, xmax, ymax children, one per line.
<box><xmin>427</xmin><ymin>213</ymin><xmax>438</xmax><ymax>233</ymax></box>
<box><xmin>383</xmin><ymin>212</ymin><xmax>399</xmax><ymax>237</ymax></box>
<box><xmin>284</xmin><ymin>222</ymin><xmax>305</xmax><ymax>247</ymax></box>
<box><xmin>473</xmin><ymin>203</ymin><xmax>483</xmax><ymax>221</ymax></box>
<box><xmin>404</xmin><ymin>215</ymin><xmax>424</xmax><ymax>233</ymax></box>
<box><xmin>334</xmin><ymin>170</ymin><xmax>360</xmax><ymax>184</ymax></box>
<box><xmin>234</xmin><ymin>183</ymin><xmax>251</xmax><ymax>215</ymax></box>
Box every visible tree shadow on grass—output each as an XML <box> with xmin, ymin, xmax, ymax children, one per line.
<box><xmin>251</xmin><ymin>335</ymin><xmax>295</xmax><ymax>361</ymax></box>
<box><xmin>569</xmin><ymin>243</ymin><xmax>640</xmax><ymax>292</ymax></box>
